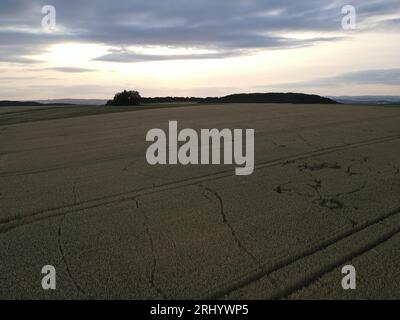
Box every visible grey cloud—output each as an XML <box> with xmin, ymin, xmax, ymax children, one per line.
<box><xmin>0</xmin><ymin>77</ymin><xmax>41</xmax><ymax>81</ymax></box>
<box><xmin>329</xmin><ymin>69</ymin><xmax>400</xmax><ymax>86</ymax></box>
<box><xmin>1</xmin><ymin>0</ymin><xmax>400</xmax><ymax>64</ymax></box>
<box><xmin>93</xmin><ymin>50</ymin><xmax>239</xmax><ymax>63</ymax></box>
<box><xmin>0</xmin><ymin>83</ymin><xmax>116</xmax><ymax>100</ymax></box>
<box><xmin>45</xmin><ymin>67</ymin><xmax>95</xmax><ymax>73</ymax></box>
<box><xmin>0</xmin><ymin>76</ymin><xmax>46</xmax><ymax>81</ymax></box>
<box><xmin>0</xmin><ymin>54</ymin><xmax>41</xmax><ymax>64</ymax></box>
<box><xmin>0</xmin><ymin>29</ymin><xmax>75</xmax><ymax>64</ymax></box>
<box><xmin>93</xmin><ymin>36</ymin><xmax>340</xmax><ymax>63</ymax></box>
<box><xmin>379</xmin><ymin>17</ymin><xmax>400</xmax><ymax>29</ymax></box>
<box><xmin>260</xmin><ymin>69</ymin><xmax>400</xmax><ymax>89</ymax></box>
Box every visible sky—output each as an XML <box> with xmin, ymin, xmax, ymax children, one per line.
<box><xmin>0</xmin><ymin>0</ymin><xmax>399</xmax><ymax>100</ymax></box>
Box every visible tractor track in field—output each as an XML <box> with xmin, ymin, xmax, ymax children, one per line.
<box><xmin>200</xmin><ymin>206</ymin><xmax>400</xmax><ymax>300</ymax></box>
<box><xmin>1</xmin><ymin>133</ymin><xmax>400</xmax><ymax>235</ymax></box>
<box><xmin>1</xmin><ymin>132</ymin><xmax>400</xmax><ymax>178</ymax></box>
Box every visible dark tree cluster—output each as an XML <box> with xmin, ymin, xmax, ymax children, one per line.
<box><xmin>141</xmin><ymin>96</ymin><xmax>203</xmax><ymax>103</ymax></box>
<box><xmin>106</xmin><ymin>90</ymin><xmax>141</xmax><ymax>106</ymax></box>
<box><xmin>201</xmin><ymin>93</ymin><xmax>339</xmax><ymax>104</ymax></box>
<box><xmin>105</xmin><ymin>91</ymin><xmax>339</xmax><ymax>106</ymax></box>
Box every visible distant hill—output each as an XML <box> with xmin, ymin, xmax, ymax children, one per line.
<box><xmin>142</xmin><ymin>93</ymin><xmax>338</xmax><ymax>104</ymax></box>
<box><xmin>0</xmin><ymin>99</ymin><xmax>107</xmax><ymax>107</ymax></box>
<box><xmin>141</xmin><ymin>97</ymin><xmax>203</xmax><ymax>104</ymax></box>
<box><xmin>32</xmin><ymin>95</ymin><xmax>400</xmax><ymax>105</ymax></box>
<box><xmin>1</xmin><ymin>93</ymin><xmax>338</xmax><ymax>107</ymax></box>
<box><xmin>0</xmin><ymin>101</ymin><xmax>75</xmax><ymax>107</ymax></box>
<box><xmin>0</xmin><ymin>101</ymin><xmax>43</xmax><ymax>107</ymax></box>
<box><xmin>330</xmin><ymin>96</ymin><xmax>400</xmax><ymax>105</ymax></box>
<box><xmin>201</xmin><ymin>93</ymin><xmax>338</xmax><ymax>104</ymax></box>
<box><xmin>35</xmin><ymin>99</ymin><xmax>107</xmax><ymax>105</ymax></box>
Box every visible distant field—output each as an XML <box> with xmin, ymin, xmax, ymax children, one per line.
<box><xmin>1</xmin><ymin>103</ymin><xmax>400</xmax><ymax>299</ymax></box>
<box><xmin>0</xmin><ymin>103</ymin><xmax>200</xmax><ymax>126</ymax></box>
<box><xmin>0</xmin><ymin>102</ymin><xmax>399</xmax><ymax>126</ymax></box>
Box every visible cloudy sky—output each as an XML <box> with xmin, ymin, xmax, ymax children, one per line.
<box><xmin>1</xmin><ymin>0</ymin><xmax>400</xmax><ymax>99</ymax></box>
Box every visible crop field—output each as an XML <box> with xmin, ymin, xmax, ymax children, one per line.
<box><xmin>1</xmin><ymin>103</ymin><xmax>400</xmax><ymax>299</ymax></box>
